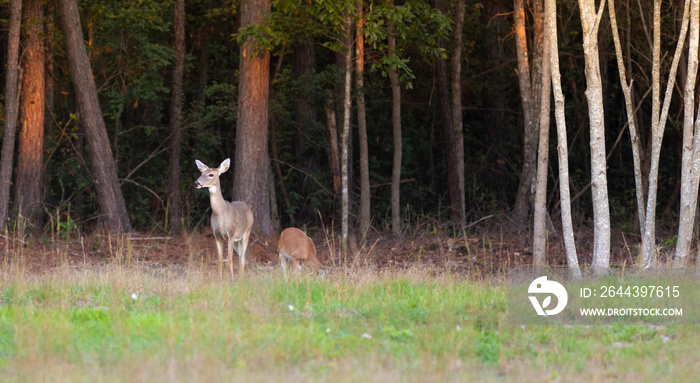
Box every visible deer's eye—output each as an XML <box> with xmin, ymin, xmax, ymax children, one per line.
<box><xmin>208</xmin><ymin>173</ymin><xmax>214</xmax><ymax>177</ymax></box>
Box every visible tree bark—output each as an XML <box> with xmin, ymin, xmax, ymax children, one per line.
<box><xmin>433</xmin><ymin>0</ymin><xmax>462</xmax><ymax>225</ymax></box>
<box><xmin>292</xmin><ymin>37</ymin><xmax>318</xmax><ymax>224</ymax></box>
<box><xmin>388</xmin><ymin>21</ymin><xmax>402</xmax><ymax>237</ymax></box>
<box><xmin>532</xmin><ymin>16</ymin><xmax>551</xmax><ymax>268</ymax></box>
<box><xmin>58</xmin><ymin>0</ymin><xmax>132</xmax><ymax>233</ymax></box>
<box><xmin>43</xmin><ymin>1</ymin><xmax>56</xmax><ymax>204</ymax></box>
<box><xmin>451</xmin><ymin>0</ymin><xmax>466</xmax><ymax>226</ymax></box>
<box><xmin>608</xmin><ymin>0</ymin><xmax>646</xmax><ymax>233</ymax></box>
<box><xmin>234</xmin><ymin>0</ymin><xmax>272</xmax><ymax>237</ymax></box>
<box><xmin>641</xmin><ymin>0</ymin><xmax>688</xmax><ymax>267</ymax></box>
<box><xmin>325</xmin><ymin>92</ymin><xmax>341</xmax><ymax>198</ymax></box>
<box><xmin>513</xmin><ymin>0</ymin><xmax>544</xmax><ymax>227</ymax></box>
<box><xmin>340</xmin><ymin>11</ymin><xmax>353</xmax><ymax>251</ymax></box>
<box><xmin>547</xmin><ymin>0</ymin><xmax>581</xmax><ymax>277</ymax></box>
<box><xmin>674</xmin><ymin>0</ymin><xmax>698</xmax><ymax>267</ymax></box>
<box><xmin>15</xmin><ymin>0</ymin><xmax>46</xmax><ymax>229</ymax></box>
<box><xmin>356</xmin><ymin>0</ymin><xmax>371</xmax><ymax>237</ymax></box>
<box><xmin>0</xmin><ymin>0</ymin><xmax>22</xmax><ymax>230</ymax></box>
<box><xmin>578</xmin><ymin>0</ymin><xmax>610</xmax><ymax>270</ymax></box>
<box><xmin>167</xmin><ymin>0</ymin><xmax>186</xmax><ymax>234</ymax></box>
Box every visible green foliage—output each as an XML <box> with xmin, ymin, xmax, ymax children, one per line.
<box><xmin>24</xmin><ymin>0</ymin><xmax>691</xmax><ymax>234</ymax></box>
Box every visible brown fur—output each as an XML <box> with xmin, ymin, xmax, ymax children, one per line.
<box><xmin>278</xmin><ymin>228</ymin><xmax>324</xmax><ymax>276</ymax></box>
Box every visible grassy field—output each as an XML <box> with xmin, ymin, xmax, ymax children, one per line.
<box><xmin>1</xmin><ymin>259</ymin><xmax>699</xmax><ymax>383</ymax></box>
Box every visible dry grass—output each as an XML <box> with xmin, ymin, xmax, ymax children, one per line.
<box><xmin>0</xmin><ymin>229</ymin><xmax>698</xmax><ymax>382</ymax></box>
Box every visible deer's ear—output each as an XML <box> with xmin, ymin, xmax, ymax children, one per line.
<box><xmin>219</xmin><ymin>158</ymin><xmax>231</xmax><ymax>173</ymax></box>
<box><xmin>195</xmin><ymin>159</ymin><xmax>209</xmax><ymax>173</ymax></box>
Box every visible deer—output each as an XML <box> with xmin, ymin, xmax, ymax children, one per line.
<box><xmin>278</xmin><ymin>227</ymin><xmax>325</xmax><ymax>278</ymax></box>
<box><xmin>194</xmin><ymin>158</ymin><xmax>254</xmax><ymax>279</ymax></box>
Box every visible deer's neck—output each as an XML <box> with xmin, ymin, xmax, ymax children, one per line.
<box><xmin>207</xmin><ymin>182</ymin><xmax>228</xmax><ymax>214</ymax></box>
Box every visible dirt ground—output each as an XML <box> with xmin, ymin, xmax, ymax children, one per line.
<box><xmin>1</xmin><ymin>218</ymin><xmax>657</xmax><ymax>275</ymax></box>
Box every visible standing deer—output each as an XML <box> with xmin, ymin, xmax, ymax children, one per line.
<box><xmin>195</xmin><ymin>158</ymin><xmax>254</xmax><ymax>279</ymax></box>
<box><xmin>278</xmin><ymin>227</ymin><xmax>324</xmax><ymax>278</ymax></box>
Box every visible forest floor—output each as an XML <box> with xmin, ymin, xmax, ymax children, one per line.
<box><xmin>2</xmin><ymin>218</ymin><xmax>676</xmax><ymax>275</ymax></box>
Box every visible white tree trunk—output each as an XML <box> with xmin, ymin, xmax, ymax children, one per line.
<box><xmin>532</xmin><ymin>21</ymin><xmax>551</xmax><ymax>267</ymax></box>
<box><xmin>546</xmin><ymin>0</ymin><xmax>581</xmax><ymax>277</ymax></box>
<box><xmin>341</xmin><ymin>12</ymin><xmax>353</xmax><ymax>251</ymax></box>
<box><xmin>641</xmin><ymin>0</ymin><xmax>689</xmax><ymax>267</ymax></box>
<box><xmin>608</xmin><ymin>0</ymin><xmax>645</xmax><ymax>232</ymax></box>
<box><xmin>578</xmin><ymin>0</ymin><xmax>610</xmax><ymax>270</ymax></box>
<box><xmin>675</xmin><ymin>0</ymin><xmax>699</xmax><ymax>267</ymax></box>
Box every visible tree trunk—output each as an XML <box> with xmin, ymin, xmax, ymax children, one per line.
<box><xmin>340</xmin><ymin>11</ymin><xmax>353</xmax><ymax>251</ymax></box>
<box><xmin>674</xmin><ymin>0</ymin><xmax>698</xmax><ymax>267</ymax></box>
<box><xmin>451</xmin><ymin>0</ymin><xmax>466</xmax><ymax>225</ymax></box>
<box><xmin>167</xmin><ymin>0</ymin><xmax>186</xmax><ymax>234</ymax></box>
<box><xmin>608</xmin><ymin>0</ymin><xmax>646</xmax><ymax>233</ymax></box>
<box><xmin>356</xmin><ymin>0</ymin><xmax>371</xmax><ymax>237</ymax></box>
<box><xmin>292</xmin><ymin>37</ymin><xmax>317</xmax><ymax>167</ymax></box>
<box><xmin>532</xmin><ymin>16</ymin><xmax>551</xmax><ymax>268</ymax></box>
<box><xmin>44</xmin><ymin>1</ymin><xmax>56</xmax><ymax>204</ymax></box>
<box><xmin>292</xmin><ymin>37</ymin><xmax>318</xmax><ymax>224</ymax></box>
<box><xmin>388</xmin><ymin>21</ymin><xmax>402</xmax><ymax>237</ymax></box>
<box><xmin>433</xmin><ymin>0</ymin><xmax>462</xmax><ymax>225</ymax></box>
<box><xmin>15</xmin><ymin>0</ymin><xmax>46</xmax><ymax>229</ymax></box>
<box><xmin>325</xmin><ymin>92</ymin><xmax>341</xmax><ymax>199</ymax></box>
<box><xmin>0</xmin><ymin>0</ymin><xmax>22</xmax><ymax>230</ymax></box>
<box><xmin>482</xmin><ymin>0</ymin><xmax>508</xmax><ymax>199</ymax></box>
<box><xmin>513</xmin><ymin>0</ymin><xmax>544</xmax><ymax>227</ymax></box>
<box><xmin>578</xmin><ymin>0</ymin><xmax>610</xmax><ymax>270</ymax></box>
<box><xmin>58</xmin><ymin>0</ymin><xmax>132</xmax><ymax>233</ymax></box>
<box><xmin>641</xmin><ymin>0</ymin><xmax>688</xmax><ymax>267</ymax></box>
<box><xmin>547</xmin><ymin>0</ymin><xmax>581</xmax><ymax>277</ymax></box>
<box><xmin>234</xmin><ymin>0</ymin><xmax>272</xmax><ymax>237</ymax></box>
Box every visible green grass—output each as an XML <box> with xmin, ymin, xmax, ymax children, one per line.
<box><xmin>0</xmin><ymin>264</ymin><xmax>698</xmax><ymax>382</ymax></box>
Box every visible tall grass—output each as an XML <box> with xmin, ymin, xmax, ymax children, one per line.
<box><xmin>0</xmin><ymin>244</ymin><xmax>698</xmax><ymax>381</ymax></box>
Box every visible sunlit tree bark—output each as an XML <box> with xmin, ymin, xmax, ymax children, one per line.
<box><xmin>234</xmin><ymin>0</ymin><xmax>272</xmax><ymax>237</ymax></box>
<box><xmin>513</xmin><ymin>0</ymin><xmax>545</xmax><ymax>227</ymax></box>
<box><xmin>15</xmin><ymin>0</ymin><xmax>46</xmax><ymax>229</ymax></box>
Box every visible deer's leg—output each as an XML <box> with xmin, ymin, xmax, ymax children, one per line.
<box><xmin>238</xmin><ymin>229</ymin><xmax>250</xmax><ymax>275</ymax></box>
<box><xmin>215</xmin><ymin>238</ymin><xmax>224</xmax><ymax>280</ymax></box>
<box><xmin>227</xmin><ymin>239</ymin><xmax>235</xmax><ymax>280</ymax></box>
<box><xmin>279</xmin><ymin>251</ymin><xmax>287</xmax><ymax>275</ymax></box>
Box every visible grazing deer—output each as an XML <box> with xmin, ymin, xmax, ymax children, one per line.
<box><xmin>278</xmin><ymin>227</ymin><xmax>325</xmax><ymax>278</ymax></box>
<box><xmin>195</xmin><ymin>158</ymin><xmax>254</xmax><ymax>279</ymax></box>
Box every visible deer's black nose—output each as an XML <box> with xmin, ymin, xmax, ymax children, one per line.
<box><xmin>195</xmin><ymin>180</ymin><xmax>202</xmax><ymax>188</ymax></box>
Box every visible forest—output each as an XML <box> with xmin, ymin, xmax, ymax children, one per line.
<box><xmin>0</xmin><ymin>0</ymin><xmax>698</xmax><ymax>271</ymax></box>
